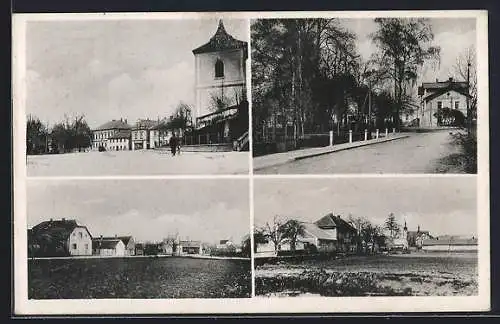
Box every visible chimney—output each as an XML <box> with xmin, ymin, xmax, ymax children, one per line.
<box><xmin>436</xmin><ymin>78</ymin><xmax>439</xmax><ymax>83</ymax></box>
<box><xmin>417</xmin><ymin>225</ymin><xmax>420</xmax><ymax>233</ymax></box>
<box><xmin>62</xmin><ymin>218</ymin><xmax>66</xmax><ymax>222</ymax></box>
<box><xmin>125</xmin><ymin>119</ymin><xmax>128</xmax><ymax>124</ymax></box>
<box><xmin>49</xmin><ymin>218</ymin><xmax>53</xmax><ymax>222</ymax></box>
<box><xmin>115</xmin><ymin>234</ymin><xmax>117</xmax><ymax>238</ymax></box>
<box><xmin>449</xmin><ymin>77</ymin><xmax>453</xmax><ymax>82</ymax></box>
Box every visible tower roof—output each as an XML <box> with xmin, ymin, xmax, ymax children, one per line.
<box><xmin>192</xmin><ymin>19</ymin><xmax>247</xmax><ymax>55</ymax></box>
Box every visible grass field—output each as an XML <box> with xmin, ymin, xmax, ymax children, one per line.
<box><xmin>29</xmin><ymin>257</ymin><xmax>251</xmax><ymax>299</ymax></box>
<box><xmin>255</xmin><ymin>253</ymin><xmax>478</xmax><ymax>297</ymax></box>
<box><xmin>27</xmin><ymin>150</ymin><xmax>249</xmax><ymax>176</ymax></box>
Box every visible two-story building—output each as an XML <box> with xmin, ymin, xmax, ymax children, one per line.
<box><xmin>418</xmin><ymin>77</ymin><xmax>472</xmax><ymax>127</ymax></box>
<box><xmin>92</xmin><ymin>119</ymin><xmax>131</xmax><ymax>150</ymax></box>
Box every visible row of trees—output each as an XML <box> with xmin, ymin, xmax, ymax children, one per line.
<box><xmin>255</xmin><ymin>213</ymin><xmax>405</xmax><ymax>254</ymax></box>
<box><xmin>27</xmin><ymin>114</ymin><xmax>93</xmax><ymax>155</ymax></box>
<box><xmin>252</xmin><ymin>18</ymin><xmax>442</xmax><ymax>146</ymax></box>
<box><xmin>26</xmin><ymin>102</ymin><xmax>196</xmax><ymax>155</ymax></box>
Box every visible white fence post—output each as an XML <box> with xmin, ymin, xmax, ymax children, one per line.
<box><xmin>385</xmin><ymin>128</ymin><xmax>388</xmax><ymax>137</ymax></box>
<box><xmin>364</xmin><ymin>129</ymin><xmax>368</xmax><ymax>141</ymax></box>
<box><xmin>376</xmin><ymin>129</ymin><xmax>379</xmax><ymax>139</ymax></box>
<box><xmin>349</xmin><ymin>130</ymin><xmax>353</xmax><ymax>143</ymax></box>
<box><xmin>329</xmin><ymin>130</ymin><xmax>333</xmax><ymax>146</ymax></box>
<box><xmin>392</xmin><ymin>128</ymin><xmax>396</xmax><ymax>135</ymax></box>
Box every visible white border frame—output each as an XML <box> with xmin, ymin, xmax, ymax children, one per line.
<box><xmin>13</xmin><ymin>10</ymin><xmax>490</xmax><ymax>315</ymax></box>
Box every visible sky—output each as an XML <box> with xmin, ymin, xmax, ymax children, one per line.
<box><xmin>25</xmin><ymin>18</ymin><xmax>248</xmax><ymax>129</ymax></box>
<box><xmin>27</xmin><ymin>179</ymin><xmax>250</xmax><ymax>244</ymax></box>
<box><xmin>254</xmin><ymin>177</ymin><xmax>477</xmax><ymax>237</ymax></box>
<box><xmin>339</xmin><ymin>18</ymin><xmax>476</xmax><ymax>87</ymax></box>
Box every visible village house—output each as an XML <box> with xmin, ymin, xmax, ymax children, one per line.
<box><xmin>407</xmin><ymin>225</ymin><xmax>434</xmax><ymax>249</ymax></box>
<box><xmin>131</xmin><ymin>119</ymin><xmax>157</xmax><ymax>150</ymax></box>
<box><xmin>92</xmin><ymin>236</ymin><xmax>126</xmax><ymax>257</ymax></box>
<box><xmin>177</xmin><ymin>240</ymin><xmax>204</xmax><ymax>255</ymax></box>
<box><xmin>95</xmin><ymin>235</ymin><xmax>135</xmax><ymax>256</ymax></box>
<box><xmin>256</xmin><ymin>213</ymin><xmax>358</xmax><ymax>254</ymax></box>
<box><xmin>421</xmin><ymin>236</ymin><xmax>478</xmax><ymax>252</ymax></box>
<box><xmin>92</xmin><ymin>119</ymin><xmax>131</xmax><ymax>150</ymax></box>
<box><xmin>418</xmin><ymin>77</ymin><xmax>471</xmax><ymax>127</ymax></box>
<box><xmin>148</xmin><ymin>119</ymin><xmax>172</xmax><ymax>149</ymax></box>
<box><xmin>107</xmin><ymin>130</ymin><xmax>131</xmax><ymax>151</ymax></box>
<box><xmin>29</xmin><ymin>218</ymin><xmax>93</xmax><ymax>257</ymax></box>
<box><xmin>134</xmin><ymin>243</ymin><xmax>144</xmax><ymax>256</ymax></box>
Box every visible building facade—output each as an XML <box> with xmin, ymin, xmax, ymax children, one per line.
<box><xmin>92</xmin><ymin>119</ymin><xmax>131</xmax><ymax>150</ymax></box>
<box><xmin>92</xmin><ymin>237</ymin><xmax>126</xmax><ymax>256</ymax></box>
<box><xmin>192</xmin><ymin>20</ymin><xmax>248</xmax><ymax>126</ymax></box>
<box><xmin>418</xmin><ymin>78</ymin><xmax>471</xmax><ymax>127</ymax></box>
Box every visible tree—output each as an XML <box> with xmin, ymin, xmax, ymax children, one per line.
<box><xmin>168</xmin><ymin>102</ymin><xmax>193</xmax><ymax>131</ymax></box>
<box><xmin>453</xmin><ymin>47</ymin><xmax>477</xmax><ymax>129</ymax></box>
<box><xmin>281</xmin><ymin>219</ymin><xmax>306</xmax><ymax>252</ymax></box>
<box><xmin>371</xmin><ymin>18</ymin><xmax>440</xmax><ymax>130</ymax></box>
<box><xmin>384</xmin><ymin>212</ymin><xmax>401</xmax><ymax>239</ymax></box>
<box><xmin>253</xmin><ymin>231</ymin><xmax>268</xmax><ymax>253</ymax></box>
<box><xmin>209</xmin><ymin>92</ymin><xmax>233</xmax><ymax>112</ymax></box>
<box><xmin>26</xmin><ymin>115</ymin><xmax>48</xmax><ymax>155</ymax></box>
<box><xmin>360</xmin><ymin>223</ymin><xmax>382</xmax><ymax>253</ymax></box>
<box><xmin>260</xmin><ymin>215</ymin><xmax>286</xmax><ymax>252</ymax></box>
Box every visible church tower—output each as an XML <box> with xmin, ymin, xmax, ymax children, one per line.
<box><xmin>403</xmin><ymin>220</ymin><xmax>408</xmax><ymax>250</ymax></box>
<box><xmin>192</xmin><ymin>19</ymin><xmax>248</xmax><ymax>127</ymax></box>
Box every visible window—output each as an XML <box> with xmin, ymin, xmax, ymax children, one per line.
<box><xmin>455</xmin><ymin>101</ymin><xmax>459</xmax><ymax>109</ymax></box>
<box><xmin>437</xmin><ymin>101</ymin><xmax>442</xmax><ymax>109</ymax></box>
<box><xmin>85</xmin><ymin>244</ymin><xmax>88</xmax><ymax>250</ymax></box>
<box><xmin>215</xmin><ymin>59</ymin><xmax>224</xmax><ymax>78</ymax></box>
<box><xmin>73</xmin><ymin>232</ymin><xmax>76</xmax><ymax>236</ymax></box>
<box><xmin>79</xmin><ymin>232</ymin><xmax>83</xmax><ymax>239</ymax></box>
<box><xmin>72</xmin><ymin>243</ymin><xmax>77</xmax><ymax>250</ymax></box>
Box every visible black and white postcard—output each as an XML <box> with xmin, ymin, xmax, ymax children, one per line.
<box><xmin>19</xmin><ymin>16</ymin><xmax>250</xmax><ymax>176</ymax></box>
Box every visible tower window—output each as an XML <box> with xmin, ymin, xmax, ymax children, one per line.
<box><xmin>215</xmin><ymin>59</ymin><xmax>224</xmax><ymax>78</ymax></box>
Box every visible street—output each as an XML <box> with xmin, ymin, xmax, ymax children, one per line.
<box><xmin>27</xmin><ymin>150</ymin><xmax>250</xmax><ymax>176</ymax></box>
<box><xmin>255</xmin><ymin>130</ymin><xmax>463</xmax><ymax>174</ymax></box>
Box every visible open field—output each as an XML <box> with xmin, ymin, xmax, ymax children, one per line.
<box><xmin>27</xmin><ymin>150</ymin><xmax>249</xmax><ymax>176</ymax></box>
<box><xmin>255</xmin><ymin>253</ymin><xmax>478</xmax><ymax>297</ymax></box>
<box><xmin>29</xmin><ymin>257</ymin><xmax>251</xmax><ymax>299</ymax></box>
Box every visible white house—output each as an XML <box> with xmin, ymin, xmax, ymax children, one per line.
<box><xmin>418</xmin><ymin>77</ymin><xmax>471</xmax><ymax>127</ymax></box>
<box><xmin>30</xmin><ymin>218</ymin><xmax>93</xmax><ymax>256</ymax></box>
<box><xmin>92</xmin><ymin>119</ymin><xmax>131</xmax><ymax>150</ymax></box>
<box><xmin>92</xmin><ymin>237</ymin><xmax>126</xmax><ymax>256</ymax></box>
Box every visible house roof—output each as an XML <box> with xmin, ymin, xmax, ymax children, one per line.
<box><xmin>109</xmin><ymin>130</ymin><xmax>131</xmax><ymax>139</ymax></box>
<box><xmin>302</xmin><ymin>222</ymin><xmax>337</xmax><ymax>241</ymax></box>
<box><xmin>422</xmin><ymin>237</ymin><xmax>478</xmax><ymax>246</ymax></box>
<box><xmin>31</xmin><ymin>219</ymin><xmax>92</xmax><ymax>242</ymax></box>
<box><xmin>421</xmin><ymin>87</ymin><xmax>472</xmax><ymax>102</ymax></box>
<box><xmin>179</xmin><ymin>240</ymin><xmax>201</xmax><ymax>247</ymax></box>
<box><xmin>314</xmin><ymin>213</ymin><xmax>357</xmax><ymax>233</ymax></box>
<box><xmin>92</xmin><ymin>238</ymin><xmax>123</xmax><ymax>250</ymax></box>
<box><xmin>192</xmin><ymin>20</ymin><xmax>247</xmax><ymax>55</ymax></box>
<box><xmin>94</xmin><ymin>119</ymin><xmax>131</xmax><ymax>131</ymax></box>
